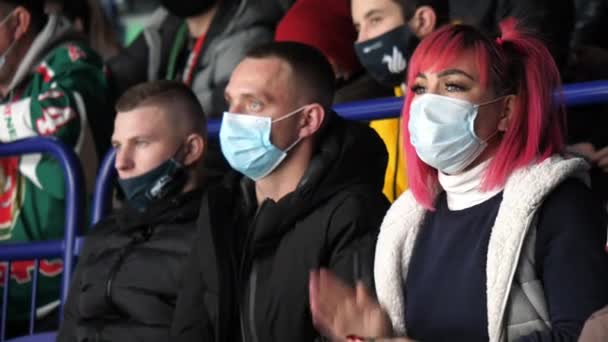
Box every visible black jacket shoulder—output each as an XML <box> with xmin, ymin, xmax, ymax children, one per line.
<box><xmin>58</xmin><ymin>190</ymin><xmax>203</xmax><ymax>342</ymax></box>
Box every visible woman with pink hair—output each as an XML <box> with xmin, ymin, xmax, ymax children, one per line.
<box><xmin>308</xmin><ymin>20</ymin><xmax>608</xmax><ymax>342</ymax></box>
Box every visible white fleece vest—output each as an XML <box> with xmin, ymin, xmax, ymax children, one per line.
<box><xmin>374</xmin><ymin>156</ymin><xmax>589</xmax><ymax>341</ymax></box>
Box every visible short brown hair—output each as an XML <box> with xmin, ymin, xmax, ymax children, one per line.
<box><xmin>115</xmin><ymin>80</ymin><xmax>207</xmax><ymax>141</ymax></box>
<box><xmin>245</xmin><ymin>41</ymin><xmax>335</xmax><ymax>108</ymax></box>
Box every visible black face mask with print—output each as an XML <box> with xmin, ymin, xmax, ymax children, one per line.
<box><xmin>160</xmin><ymin>0</ymin><xmax>218</xmax><ymax>18</ymax></box>
<box><xmin>354</xmin><ymin>25</ymin><xmax>419</xmax><ymax>87</ymax></box>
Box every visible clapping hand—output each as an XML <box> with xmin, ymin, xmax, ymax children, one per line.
<box><xmin>309</xmin><ymin>269</ymin><xmax>393</xmax><ymax>341</ymax></box>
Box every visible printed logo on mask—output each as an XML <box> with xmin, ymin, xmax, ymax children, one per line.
<box><xmin>382</xmin><ymin>47</ymin><xmax>407</xmax><ymax>74</ymax></box>
<box><xmin>118</xmin><ymin>157</ymin><xmax>186</xmax><ymax>210</ymax></box>
<box><xmin>363</xmin><ymin>41</ymin><xmax>383</xmax><ymax>54</ymax></box>
<box><xmin>354</xmin><ymin>25</ymin><xmax>419</xmax><ymax>87</ymax></box>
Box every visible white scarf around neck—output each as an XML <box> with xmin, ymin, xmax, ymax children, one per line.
<box><xmin>438</xmin><ymin>159</ymin><xmax>503</xmax><ymax>210</ymax></box>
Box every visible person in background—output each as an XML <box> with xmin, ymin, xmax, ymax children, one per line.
<box><xmin>274</xmin><ymin>0</ymin><xmax>380</xmax><ymax>104</ymax></box>
<box><xmin>448</xmin><ymin>0</ymin><xmax>575</xmax><ymax>73</ymax></box>
<box><xmin>108</xmin><ymin>0</ymin><xmax>290</xmax><ymax>118</ymax></box>
<box><xmin>350</xmin><ymin>0</ymin><xmax>449</xmax><ymax>202</ymax></box>
<box><xmin>309</xmin><ymin>20</ymin><xmax>608</xmax><ymax>341</ymax></box>
<box><xmin>0</xmin><ymin>0</ymin><xmax>112</xmax><ymax>336</ymax></box>
<box><xmin>58</xmin><ymin>80</ymin><xmax>207</xmax><ymax>342</ymax></box>
<box><xmin>564</xmin><ymin>0</ymin><xmax>608</xmax><ymax>208</ymax></box>
<box><xmin>108</xmin><ymin>0</ymin><xmax>294</xmax><ymax>181</ymax></box>
<box><xmin>45</xmin><ymin>0</ymin><xmax>122</xmax><ymax>60</ymax></box>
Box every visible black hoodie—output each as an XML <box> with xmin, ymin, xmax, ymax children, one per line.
<box><xmin>171</xmin><ymin>114</ymin><xmax>390</xmax><ymax>342</ymax></box>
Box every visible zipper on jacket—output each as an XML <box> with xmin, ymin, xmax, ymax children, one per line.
<box><xmin>238</xmin><ymin>202</ymin><xmax>268</xmax><ymax>342</ymax></box>
<box><xmin>245</xmin><ymin>263</ymin><xmax>260</xmax><ymax>342</ymax></box>
<box><xmin>239</xmin><ymin>263</ymin><xmax>260</xmax><ymax>342</ymax></box>
<box><xmin>104</xmin><ymin>225</ymin><xmax>153</xmax><ymax>315</ymax></box>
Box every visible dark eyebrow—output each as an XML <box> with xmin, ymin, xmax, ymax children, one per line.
<box><xmin>225</xmin><ymin>90</ymin><xmax>273</xmax><ymax>105</ymax></box>
<box><xmin>437</xmin><ymin>69</ymin><xmax>475</xmax><ymax>81</ymax></box>
<box><xmin>416</xmin><ymin>72</ymin><xmax>427</xmax><ymax>79</ymax></box>
<box><xmin>258</xmin><ymin>90</ymin><xmax>275</xmax><ymax>103</ymax></box>
<box><xmin>364</xmin><ymin>9</ymin><xmax>383</xmax><ymax>20</ymax></box>
<box><xmin>243</xmin><ymin>92</ymin><xmax>273</xmax><ymax>104</ymax></box>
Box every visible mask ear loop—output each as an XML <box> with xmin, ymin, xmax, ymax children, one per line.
<box><xmin>477</xmin><ymin>95</ymin><xmax>510</xmax><ymax>107</ymax></box>
<box><xmin>271</xmin><ymin>105</ymin><xmax>309</xmax><ymax>152</ymax></box>
<box><xmin>0</xmin><ymin>11</ymin><xmax>18</xmax><ymax>69</ymax></box>
<box><xmin>170</xmin><ymin>141</ymin><xmax>190</xmax><ymax>168</ymax></box>
<box><xmin>283</xmin><ymin>135</ymin><xmax>303</xmax><ymax>153</ymax></box>
<box><xmin>475</xmin><ymin>95</ymin><xmax>513</xmax><ymax>143</ymax></box>
<box><xmin>272</xmin><ymin>105</ymin><xmax>308</xmax><ymax>123</ymax></box>
<box><xmin>0</xmin><ymin>10</ymin><xmax>15</xmax><ymax>28</ymax></box>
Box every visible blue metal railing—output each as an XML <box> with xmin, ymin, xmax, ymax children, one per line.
<box><xmin>90</xmin><ymin>80</ymin><xmax>608</xmax><ymax>223</ymax></box>
<box><xmin>0</xmin><ymin>138</ymin><xmax>85</xmax><ymax>340</ymax></box>
<box><xmin>204</xmin><ymin>80</ymin><xmax>608</xmax><ymax>136</ymax></box>
<box><xmin>91</xmin><ymin>149</ymin><xmax>117</xmax><ymax>226</ymax></box>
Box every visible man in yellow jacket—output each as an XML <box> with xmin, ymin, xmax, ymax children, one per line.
<box><xmin>351</xmin><ymin>0</ymin><xmax>448</xmax><ymax>201</ymax></box>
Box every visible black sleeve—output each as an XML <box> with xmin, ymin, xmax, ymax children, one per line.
<box><xmin>106</xmin><ymin>34</ymin><xmax>150</xmax><ymax>96</ymax></box>
<box><xmin>517</xmin><ymin>179</ymin><xmax>608</xmax><ymax>342</ymax></box>
<box><xmin>206</xmin><ymin>79</ymin><xmax>229</xmax><ymax>119</ymax></box>
<box><xmin>570</xmin><ymin>0</ymin><xmax>608</xmax><ymax>48</ymax></box>
<box><xmin>171</xmin><ymin>187</ymin><xmax>240</xmax><ymax>342</ymax></box>
<box><xmin>56</xmin><ymin>257</ymin><xmax>85</xmax><ymax>342</ymax></box>
<box><xmin>497</xmin><ymin>0</ymin><xmax>575</xmax><ymax>72</ymax></box>
<box><xmin>326</xmin><ymin>191</ymin><xmax>389</xmax><ymax>294</ymax></box>
<box><xmin>170</xmin><ymin>238</ymin><xmax>215</xmax><ymax>342</ymax></box>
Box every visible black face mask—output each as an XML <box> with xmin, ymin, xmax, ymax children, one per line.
<box><xmin>354</xmin><ymin>25</ymin><xmax>419</xmax><ymax>87</ymax></box>
<box><xmin>118</xmin><ymin>145</ymin><xmax>188</xmax><ymax>211</ymax></box>
<box><xmin>160</xmin><ymin>0</ymin><xmax>218</xmax><ymax>18</ymax></box>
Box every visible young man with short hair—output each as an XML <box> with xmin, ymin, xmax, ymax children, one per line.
<box><xmin>58</xmin><ymin>80</ymin><xmax>207</xmax><ymax>342</ymax></box>
<box><xmin>171</xmin><ymin>42</ymin><xmax>390</xmax><ymax>342</ymax></box>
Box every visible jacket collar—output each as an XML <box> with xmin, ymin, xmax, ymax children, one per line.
<box><xmin>114</xmin><ymin>188</ymin><xmax>204</xmax><ymax>233</ymax></box>
<box><xmin>231</xmin><ymin>113</ymin><xmax>388</xmax><ymax>252</ymax></box>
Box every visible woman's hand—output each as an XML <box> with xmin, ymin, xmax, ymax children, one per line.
<box><xmin>309</xmin><ymin>268</ymin><xmax>393</xmax><ymax>341</ymax></box>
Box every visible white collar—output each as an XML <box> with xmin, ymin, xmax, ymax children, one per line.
<box><xmin>438</xmin><ymin>159</ymin><xmax>503</xmax><ymax>210</ymax></box>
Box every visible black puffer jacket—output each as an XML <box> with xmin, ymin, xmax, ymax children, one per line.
<box><xmin>571</xmin><ymin>0</ymin><xmax>608</xmax><ymax>48</ymax></box>
<box><xmin>171</xmin><ymin>114</ymin><xmax>391</xmax><ymax>342</ymax></box>
<box><xmin>449</xmin><ymin>0</ymin><xmax>575</xmax><ymax>71</ymax></box>
<box><xmin>57</xmin><ymin>190</ymin><xmax>203</xmax><ymax>342</ymax></box>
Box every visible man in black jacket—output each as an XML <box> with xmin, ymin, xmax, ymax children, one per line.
<box><xmin>171</xmin><ymin>42</ymin><xmax>390</xmax><ymax>341</ymax></box>
<box><xmin>57</xmin><ymin>80</ymin><xmax>207</xmax><ymax>342</ymax></box>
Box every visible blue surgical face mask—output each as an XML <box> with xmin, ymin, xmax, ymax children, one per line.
<box><xmin>219</xmin><ymin>107</ymin><xmax>305</xmax><ymax>181</ymax></box>
<box><xmin>408</xmin><ymin>93</ymin><xmax>504</xmax><ymax>174</ymax></box>
<box><xmin>118</xmin><ymin>147</ymin><xmax>187</xmax><ymax>210</ymax></box>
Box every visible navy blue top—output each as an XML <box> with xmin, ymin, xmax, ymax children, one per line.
<box><xmin>405</xmin><ymin>179</ymin><xmax>608</xmax><ymax>341</ymax></box>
